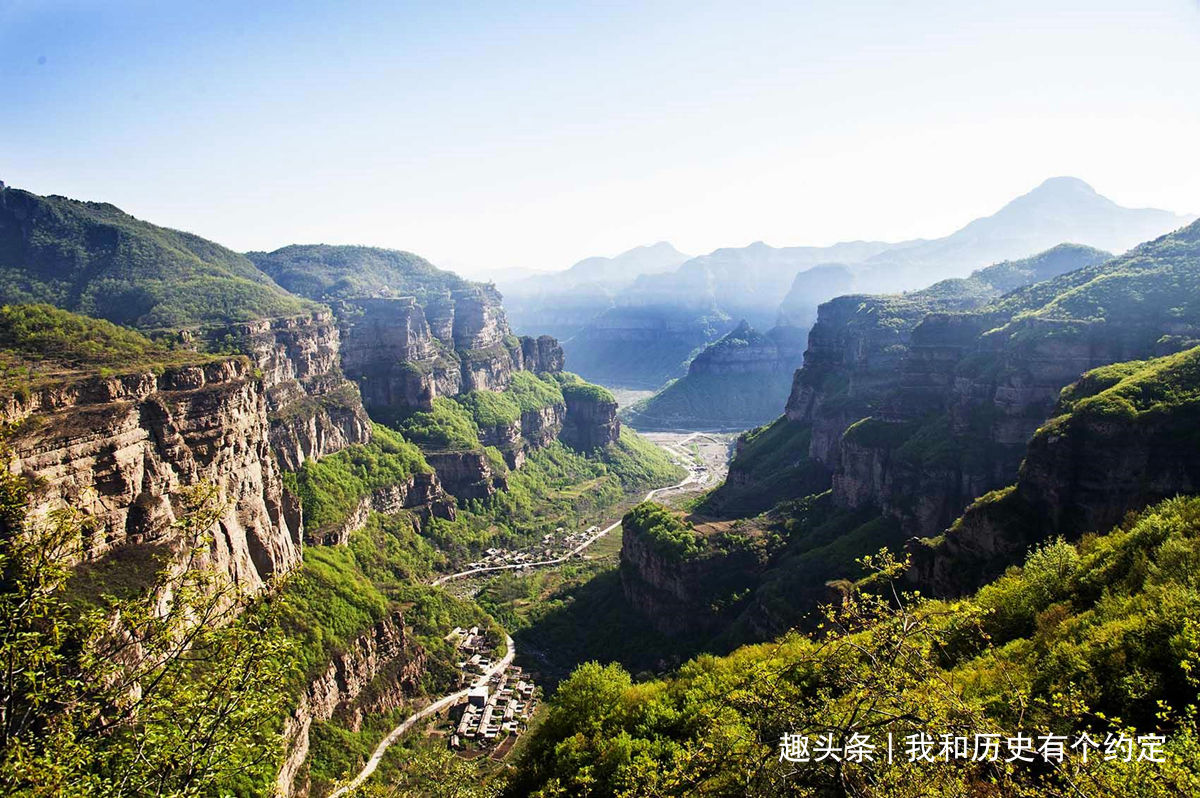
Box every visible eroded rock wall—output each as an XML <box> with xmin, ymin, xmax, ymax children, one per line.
<box><xmin>560</xmin><ymin>393</ymin><xmax>620</xmax><ymax>450</ymax></box>
<box><xmin>310</xmin><ymin>474</ymin><xmax>457</xmax><ymax>546</ymax></box>
<box><xmin>3</xmin><ymin>359</ymin><xmax>302</xmax><ymax>591</ymax></box>
<box><xmin>208</xmin><ymin>312</ymin><xmax>372</xmax><ymax>471</ymax></box>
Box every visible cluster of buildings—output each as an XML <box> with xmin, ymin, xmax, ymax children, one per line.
<box><xmin>443</xmin><ymin>626</ymin><xmax>538</xmax><ymax>753</ymax></box>
<box><xmin>450</xmin><ymin>665</ymin><xmax>538</xmax><ymax>749</ymax></box>
<box><xmin>463</xmin><ymin>525</ymin><xmax>601</xmax><ymax>571</ymax></box>
<box><xmin>447</xmin><ymin>626</ymin><xmax>497</xmax><ymax>678</ymax></box>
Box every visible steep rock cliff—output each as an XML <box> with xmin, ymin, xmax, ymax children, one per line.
<box><xmin>559</xmin><ymin>386</ymin><xmax>621</xmax><ymax>450</ymax></box>
<box><xmin>3</xmin><ymin>359</ymin><xmax>302</xmax><ymax>591</ymax></box>
<box><xmin>619</xmin><ymin>508</ymin><xmax>763</xmax><ymax>638</ymax></box>
<box><xmin>913</xmin><ymin>346</ymin><xmax>1200</xmax><ymax>595</ymax></box>
<box><xmin>520</xmin><ymin>334</ymin><xmax>566</xmax><ymax>374</ymax></box>
<box><xmin>336</xmin><ymin>294</ymin><xmax>564</xmax><ymax>420</ymax></box>
<box><xmin>821</xmin><ymin>228</ymin><xmax>1200</xmax><ymax>540</ymax></box>
<box><xmin>207</xmin><ymin>312</ymin><xmax>371</xmax><ymax>470</ymax></box>
<box><xmin>424</xmin><ymin>451</ymin><xmax>508</xmax><ymax>500</ymax></box>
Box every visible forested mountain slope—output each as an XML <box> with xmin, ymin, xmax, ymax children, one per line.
<box><xmin>628</xmin><ymin>219</ymin><xmax>1200</xmax><ymax>644</ymax></box>
<box><xmin>0</xmin><ymin>185</ymin><xmax>314</xmax><ymax>329</ymax></box>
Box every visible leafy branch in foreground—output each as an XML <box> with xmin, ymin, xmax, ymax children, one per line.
<box><xmin>0</xmin><ymin>465</ymin><xmax>298</xmax><ymax>796</ymax></box>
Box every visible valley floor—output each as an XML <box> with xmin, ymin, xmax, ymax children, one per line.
<box><xmin>636</xmin><ymin>431</ymin><xmax>737</xmax><ymax>506</ymax></box>
<box><xmin>336</xmin><ymin>430</ymin><xmax>735</xmax><ymax>795</ymax></box>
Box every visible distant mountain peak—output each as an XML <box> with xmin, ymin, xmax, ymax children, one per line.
<box><xmin>728</xmin><ymin>319</ymin><xmax>754</xmax><ymax>337</ymax></box>
<box><xmin>1033</xmin><ymin>176</ymin><xmax>1099</xmax><ymax>195</ymax></box>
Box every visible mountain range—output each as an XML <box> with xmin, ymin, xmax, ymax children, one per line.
<box><xmin>510</xmin><ymin>177</ymin><xmax>1192</xmax><ymax>390</ymax></box>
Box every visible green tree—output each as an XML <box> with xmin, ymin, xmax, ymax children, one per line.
<box><xmin>0</xmin><ymin>467</ymin><xmax>297</xmax><ymax>796</ymax></box>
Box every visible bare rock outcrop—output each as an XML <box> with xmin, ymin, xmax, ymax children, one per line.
<box><xmin>560</xmin><ymin>390</ymin><xmax>620</xmax><ymax>450</ymax></box>
<box><xmin>424</xmin><ymin>451</ymin><xmax>508</xmax><ymax>500</ymax></box>
<box><xmin>207</xmin><ymin>312</ymin><xmax>372</xmax><ymax>471</ymax></box>
<box><xmin>3</xmin><ymin>359</ymin><xmax>302</xmax><ymax>591</ymax></box>
<box><xmin>311</xmin><ymin>474</ymin><xmax>457</xmax><ymax>546</ymax></box>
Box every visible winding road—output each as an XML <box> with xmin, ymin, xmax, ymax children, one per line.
<box><xmin>328</xmin><ymin>440</ymin><xmax>717</xmax><ymax>795</ymax></box>
<box><xmin>327</xmin><ymin>634</ymin><xmax>516</xmax><ymax>798</ymax></box>
<box><xmin>431</xmin><ymin>463</ymin><xmax>703</xmax><ymax>586</ymax></box>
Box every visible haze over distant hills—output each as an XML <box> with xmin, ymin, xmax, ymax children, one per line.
<box><xmin>537</xmin><ymin>177</ymin><xmax>1193</xmax><ymax>390</ymax></box>
<box><xmin>853</xmin><ymin>176</ymin><xmax>1194</xmax><ymax>292</ymax></box>
<box><xmin>498</xmin><ymin>241</ymin><xmax>692</xmax><ymax>341</ymax></box>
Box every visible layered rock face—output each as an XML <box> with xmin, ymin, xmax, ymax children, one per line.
<box><xmin>309</xmin><ymin>474</ymin><xmax>457</xmax><ymax>546</ymax></box>
<box><xmin>828</xmin><ymin>314</ymin><xmax>1200</xmax><ymax>541</ymax></box>
<box><xmin>784</xmin><ymin>292</ymin><xmax>981</xmax><ymax>467</ymax></box>
<box><xmin>560</xmin><ymin>390</ymin><xmax>621</xmax><ymax>450</ymax></box>
<box><xmin>424</xmin><ymin>451</ymin><xmax>509</xmax><ymax>500</ymax></box>
<box><xmin>337</xmin><ymin>293</ymin><xmax>564</xmax><ymax>417</ymax></box>
<box><xmin>3</xmin><ymin>359</ymin><xmax>302</xmax><ymax>591</ymax></box>
<box><xmin>338</xmin><ymin>297</ymin><xmax>463</xmax><ymax>413</ymax></box>
<box><xmin>277</xmin><ymin>611</ymin><xmax>427</xmax><ymax>797</ymax></box>
<box><xmin>763</xmin><ymin>242</ymin><xmax>1151</xmax><ymax>541</ymax></box>
<box><xmin>913</xmin><ymin>346</ymin><xmax>1200</xmax><ymax>595</ymax></box>
<box><xmin>476</xmin><ymin>403</ymin><xmax>567</xmax><ymax>469</ymax></box>
<box><xmin>520</xmin><ymin>334</ymin><xmax>566</xmax><ymax>373</ymax></box>
<box><xmin>207</xmin><ymin>312</ymin><xmax>371</xmax><ymax>471</ymax></box>
<box><xmin>619</xmin><ymin>517</ymin><xmax>761</xmax><ymax>638</ymax></box>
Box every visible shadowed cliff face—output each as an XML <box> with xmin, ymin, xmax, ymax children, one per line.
<box><xmin>912</xmin><ymin>346</ymin><xmax>1200</xmax><ymax>596</ymax></box>
<box><xmin>618</xmin><ymin>507</ymin><xmax>764</xmax><ymax>639</ymax></box>
<box><xmin>2</xmin><ymin>359</ymin><xmax>302</xmax><ymax>592</ymax></box>
<box><xmin>560</xmin><ymin>391</ymin><xmax>620</xmax><ymax>450</ymax></box>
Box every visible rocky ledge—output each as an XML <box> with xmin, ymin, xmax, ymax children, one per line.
<box><xmin>311</xmin><ymin>475</ymin><xmax>457</xmax><ymax>546</ymax></box>
<box><xmin>3</xmin><ymin>359</ymin><xmax>302</xmax><ymax>592</ymax></box>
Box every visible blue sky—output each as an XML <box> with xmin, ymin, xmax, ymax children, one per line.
<box><xmin>2</xmin><ymin>0</ymin><xmax>1198</xmax><ymax>276</ymax></box>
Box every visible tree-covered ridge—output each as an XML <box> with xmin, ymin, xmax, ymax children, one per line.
<box><xmin>810</xmin><ymin>241</ymin><xmax>1113</xmax><ymax>328</ymax></box>
<box><xmin>555</xmin><ymin>372</ymin><xmax>616</xmax><ymax>404</ymax></box>
<box><xmin>246</xmin><ymin>244</ymin><xmax>473</xmax><ymax>303</ymax></box>
<box><xmin>0</xmin><ymin>186</ymin><xmax>315</xmax><ymax>329</ymax></box>
<box><xmin>1047</xmin><ymin>345</ymin><xmax>1200</xmax><ymax>425</ymax></box>
<box><xmin>457</xmin><ymin>371</ymin><xmax>566</xmax><ymax>428</ymax></box>
<box><xmin>985</xmin><ymin>217</ymin><xmax>1200</xmax><ymax>326</ymax></box>
<box><xmin>0</xmin><ymin>303</ymin><xmax>218</xmax><ymax>391</ymax></box>
<box><xmin>913</xmin><ymin>242</ymin><xmax>1111</xmax><ymax>301</ymax></box>
<box><xmin>392</xmin><ymin>397</ymin><xmax>489</xmax><ymax>452</ymax></box>
<box><xmin>508</xmin><ymin>496</ymin><xmax>1200</xmax><ymax>797</ymax></box>
<box><xmin>623</xmin><ymin>502</ymin><xmax>704</xmax><ymax>560</ymax></box>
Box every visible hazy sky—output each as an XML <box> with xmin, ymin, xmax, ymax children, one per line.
<box><xmin>2</xmin><ymin>0</ymin><xmax>1198</xmax><ymax>278</ymax></box>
